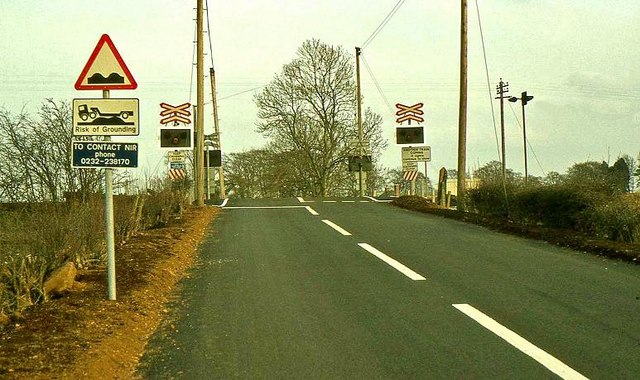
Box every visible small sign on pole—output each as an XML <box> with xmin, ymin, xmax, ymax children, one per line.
<box><xmin>402</xmin><ymin>160</ymin><xmax>419</xmax><ymax>172</ymax></box>
<box><xmin>74</xmin><ymin>34</ymin><xmax>137</xmax><ymax>90</ymax></box>
<box><xmin>402</xmin><ymin>146</ymin><xmax>431</xmax><ymax>162</ymax></box>
<box><xmin>72</xmin><ymin>98</ymin><xmax>139</xmax><ymax>136</ymax></box>
<box><xmin>71</xmin><ymin>142</ymin><xmax>138</xmax><ymax>168</ymax></box>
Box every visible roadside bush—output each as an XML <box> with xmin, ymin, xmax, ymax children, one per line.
<box><xmin>392</xmin><ymin>195</ymin><xmax>438</xmax><ymax>212</ymax></box>
<box><xmin>510</xmin><ymin>185</ymin><xmax>591</xmax><ymax>229</ymax></box>
<box><xmin>585</xmin><ymin>193</ymin><xmax>640</xmax><ymax>243</ymax></box>
<box><xmin>0</xmin><ymin>179</ymin><xmax>191</xmax><ymax>318</ymax></box>
<box><xmin>466</xmin><ymin>181</ymin><xmax>513</xmax><ymax>217</ymax></box>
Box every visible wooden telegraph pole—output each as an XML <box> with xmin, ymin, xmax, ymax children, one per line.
<box><xmin>496</xmin><ymin>78</ymin><xmax>509</xmax><ymax>182</ymax></box>
<box><xmin>195</xmin><ymin>0</ymin><xmax>205</xmax><ymax>206</ymax></box>
<box><xmin>210</xmin><ymin>67</ymin><xmax>226</xmax><ymax>199</ymax></box>
<box><xmin>456</xmin><ymin>0</ymin><xmax>468</xmax><ymax>211</ymax></box>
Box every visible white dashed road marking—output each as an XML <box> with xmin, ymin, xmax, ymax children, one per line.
<box><xmin>322</xmin><ymin>220</ymin><xmax>352</xmax><ymax>236</ymax></box>
<box><xmin>453</xmin><ymin>304</ymin><xmax>588</xmax><ymax>380</ymax></box>
<box><xmin>357</xmin><ymin>243</ymin><xmax>426</xmax><ymax>281</ymax></box>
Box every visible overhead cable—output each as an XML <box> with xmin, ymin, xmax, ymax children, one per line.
<box><xmin>361</xmin><ymin>0</ymin><xmax>406</xmax><ymax>50</ymax></box>
<box><xmin>474</xmin><ymin>0</ymin><xmax>501</xmax><ymax>162</ymax></box>
<box><xmin>361</xmin><ymin>54</ymin><xmax>395</xmax><ymax>114</ymax></box>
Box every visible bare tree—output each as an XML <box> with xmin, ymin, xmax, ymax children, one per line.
<box><xmin>0</xmin><ymin>100</ymin><xmax>103</xmax><ymax>202</ymax></box>
<box><xmin>255</xmin><ymin>39</ymin><xmax>386</xmax><ymax>197</ymax></box>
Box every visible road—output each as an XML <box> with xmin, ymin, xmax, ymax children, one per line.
<box><xmin>138</xmin><ymin>197</ymin><xmax>640</xmax><ymax>379</ymax></box>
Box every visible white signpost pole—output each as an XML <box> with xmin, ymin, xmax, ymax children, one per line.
<box><xmin>103</xmin><ymin>89</ymin><xmax>117</xmax><ymax>301</ymax></box>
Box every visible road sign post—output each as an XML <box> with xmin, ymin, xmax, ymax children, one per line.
<box><xmin>74</xmin><ymin>34</ymin><xmax>138</xmax><ymax>301</ymax></box>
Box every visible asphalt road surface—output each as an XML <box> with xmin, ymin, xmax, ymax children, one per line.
<box><xmin>138</xmin><ymin>197</ymin><xmax>640</xmax><ymax>379</ymax></box>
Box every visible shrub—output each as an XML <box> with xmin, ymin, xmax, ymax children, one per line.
<box><xmin>511</xmin><ymin>185</ymin><xmax>591</xmax><ymax>229</ymax></box>
<box><xmin>0</xmin><ymin>178</ymin><xmax>191</xmax><ymax>317</ymax></box>
<box><xmin>466</xmin><ymin>181</ymin><xmax>512</xmax><ymax>217</ymax></box>
<box><xmin>585</xmin><ymin>194</ymin><xmax>640</xmax><ymax>243</ymax></box>
<box><xmin>392</xmin><ymin>195</ymin><xmax>438</xmax><ymax>212</ymax></box>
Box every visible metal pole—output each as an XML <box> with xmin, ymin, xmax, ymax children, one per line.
<box><xmin>522</xmin><ymin>98</ymin><xmax>528</xmax><ymax>185</ymax></box>
<box><xmin>456</xmin><ymin>0</ymin><xmax>468</xmax><ymax>211</ymax></box>
<box><xmin>195</xmin><ymin>0</ymin><xmax>205</xmax><ymax>206</ymax></box>
<box><xmin>210</xmin><ymin>67</ymin><xmax>226</xmax><ymax>199</ymax></box>
<box><xmin>103</xmin><ymin>89</ymin><xmax>116</xmax><ymax>301</ymax></box>
<box><xmin>206</xmin><ymin>145</ymin><xmax>210</xmax><ymax>200</ymax></box>
<box><xmin>424</xmin><ymin>161</ymin><xmax>428</xmax><ymax>197</ymax></box>
<box><xmin>355</xmin><ymin>47</ymin><xmax>364</xmax><ymax>197</ymax></box>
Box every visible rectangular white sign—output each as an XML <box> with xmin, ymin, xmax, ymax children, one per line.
<box><xmin>402</xmin><ymin>146</ymin><xmax>431</xmax><ymax>162</ymax></box>
<box><xmin>168</xmin><ymin>151</ymin><xmax>186</xmax><ymax>163</ymax></box>
<box><xmin>402</xmin><ymin>161</ymin><xmax>418</xmax><ymax>171</ymax></box>
<box><xmin>72</xmin><ymin>98</ymin><xmax>139</xmax><ymax>136</ymax></box>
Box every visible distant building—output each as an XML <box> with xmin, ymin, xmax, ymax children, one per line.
<box><xmin>445</xmin><ymin>178</ymin><xmax>480</xmax><ymax>197</ymax></box>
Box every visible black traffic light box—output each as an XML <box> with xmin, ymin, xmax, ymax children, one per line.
<box><xmin>206</xmin><ymin>149</ymin><xmax>222</xmax><ymax>167</ymax></box>
<box><xmin>161</xmin><ymin>129</ymin><xmax>191</xmax><ymax>148</ymax></box>
<box><xmin>396</xmin><ymin>126</ymin><xmax>424</xmax><ymax>145</ymax></box>
<box><xmin>348</xmin><ymin>155</ymin><xmax>373</xmax><ymax>172</ymax></box>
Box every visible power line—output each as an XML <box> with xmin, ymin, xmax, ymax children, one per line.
<box><xmin>360</xmin><ymin>54</ymin><xmax>394</xmax><ymax>113</ymax></box>
<box><xmin>189</xmin><ymin>15</ymin><xmax>197</xmax><ymax>104</ymax></box>
<box><xmin>361</xmin><ymin>0</ymin><xmax>406</xmax><ymax>50</ymax></box>
<box><xmin>218</xmin><ymin>85</ymin><xmax>267</xmax><ymax>101</ymax></box>
<box><xmin>474</xmin><ymin>0</ymin><xmax>501</xmax><ymax>163</ymax></box>
<box><xmin>205</xmin><ymin>0</ymin><xmax>215</xmax><ymax>68</ymax></box>
<box><xmin>507</xmin><ymin>101</ymin><xmax>546</xmax><ymax>176</ymax></box>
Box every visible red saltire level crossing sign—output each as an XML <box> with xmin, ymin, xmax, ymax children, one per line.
<box><xmin>160</xmin><ymin>102</ymin><xmax>192</xmax><ymax>125</ymax></box>
<box><xmin>75</xmin><ymin>34</ymin><xmax>137</xmax><ymax>90</ymax></box>
<box><xmin>395</xmin><ymin>102</ymin><xmax>424</xmax><ymax>124</ymax></box>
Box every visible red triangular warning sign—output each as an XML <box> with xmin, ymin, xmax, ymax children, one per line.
<box><xmin>75</xmin><ymin>34</ymin><xmax>137</xmax><ymax>90</ymax></box>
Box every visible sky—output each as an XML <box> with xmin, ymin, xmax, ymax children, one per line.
<box><xmin>1</xmin><ymin>0</ymin><xmax>639</xmax><ymax>183</ymax></box>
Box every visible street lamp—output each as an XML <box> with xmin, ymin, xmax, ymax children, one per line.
<box><xmin>508</xmin><ymin>91</ymin><xmax>534</xmax><ymax>184</ymax></box>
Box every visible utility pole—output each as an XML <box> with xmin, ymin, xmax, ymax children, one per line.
<box><xmin>456</xmin><ymin>0</ymin><xmax>468</xmax><ymax>211</ymax></box>
<box><xmin>355</xmin><ymin>47</ymin><xmax>364</xmax><ymax>197</ymax></box>
<box><xmin>210</xmin><ymin>67</ymin><xmax>227</xmax><ymax>199</ymax></box>
<box><xmin>195</xmin><ymin>0</ymin><xmax>205</xmax><ymax>207</ymax></box>
<box><xmin>495</xmin><ymin>78</ymin><xmax>509</xmax><ymax>182</ymax></box>
<box><xmin>508</xmin><ymin>91</ymin><xmax>534</xmax><ymax>184</ymax></box>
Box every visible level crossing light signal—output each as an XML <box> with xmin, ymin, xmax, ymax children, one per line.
<box><xmin>348</xmin><ymin>155</ymin><xmax>373</xmax><ymax>172</ymax></box>
<box><xmin>161</xmin><ymin>129</ymin><xmax>191</xmax><ymax>148</ymax></box>
<box><xmin>206</xmin><ymin>149</ymin><xmax>222</xmax><ymax>167</ymax></box>
<box><xmin>396</xmin><ymin>127</ymin><xmax>424</xmax><ymax>144</ymax></box>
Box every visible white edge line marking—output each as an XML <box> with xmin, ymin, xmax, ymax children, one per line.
<box><xmin>297</xmin><ymin>196</ymin><xmax>314</xmax><ymax>203</ymax></box>
<box><xmin>322</xmin><ymin>219</ymin><xmax>352</xmax><ymax>236</ymax></box>
<box><xmin>323</xmin><ymin>200</ymin><xmax>338</xmax><ymax>203</ymax></box>
<box><xmin>342</xmin><ymin>200</ymin><xmax>356</xmax><ymax>203</ymax></box>
<box><xmin>219</xmin><ymin>198</ymin><xmax>229</xmax><ymax>208</ymax></box>
<box><xmin>364</xmin><ymin>196</ymin><xmax>392</xmax><ymax>203</ymax></box>
<box><xmin>452</xmin><ymin>304</ymin><xmax>588</xmax><ymax>380</ymax></box>
<box><xmin>357</xmin><ymin>243</ymin><xmax>426</xmax><ymax>281</ymax></box>
<box><xmin>305</xmin><ymin>206</ymin><xmax>319</xmax><ymax>216</ymax></box>
<box><xmin>224</xmin><ymin>206</ymin><xmax>306</xmax><ymax>209</ymax></box>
